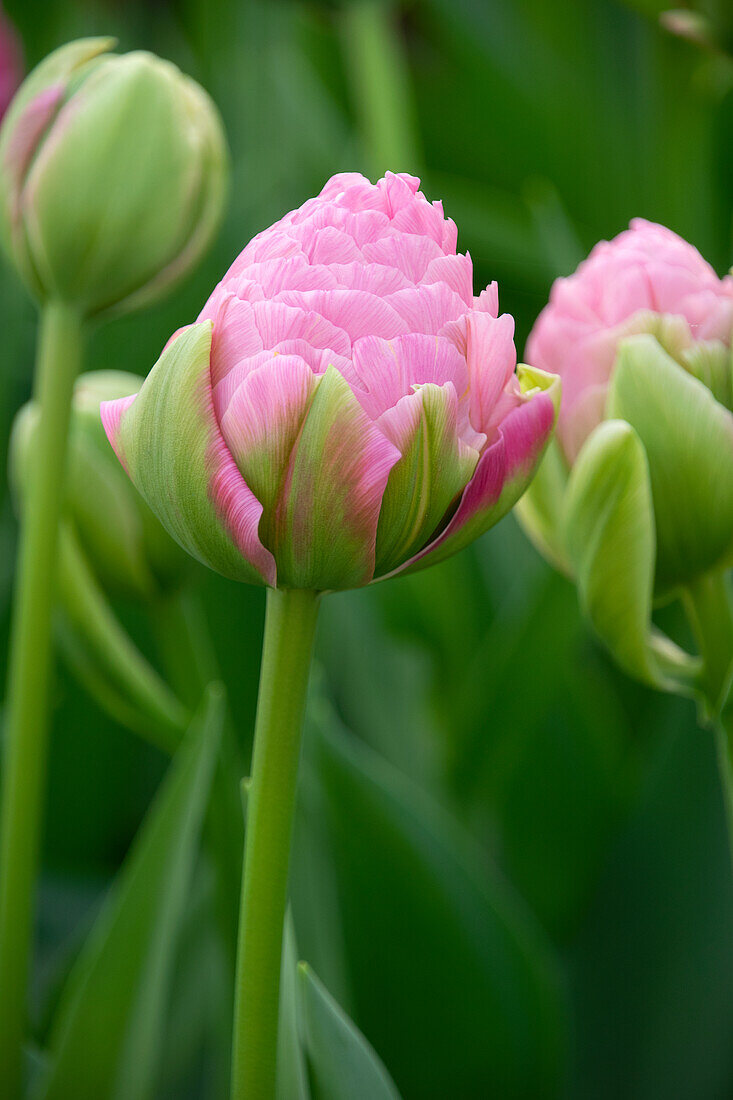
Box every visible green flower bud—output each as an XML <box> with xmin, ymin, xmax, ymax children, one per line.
<box><xmin>607</xmin><ymin>335</ymin><xmax>733</xmax><ymax>595</ymax></box>
<box><xmin>562</xmin><ymin>418</ymin><xmax>699</xmax><ymax>693</ymax></box>
<box><xmin>11</xmin><ymin>370</ymin><xmax>191</xmax><ymax>599</ymax></box>
<box><xmin>0</xmin><ymin>38</ymin><xmax>228</xmax><ymax>317</ymax></box>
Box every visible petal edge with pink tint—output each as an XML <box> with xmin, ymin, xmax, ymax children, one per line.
<box><xmin>385</xmin><ymin>375</ymin><xmax>560</xmax><ymax>579</ymax></box>
<box><xmin>102</xmin><ymin>321</ymin><xmax>276</xmax><ymax>586</ymax></box>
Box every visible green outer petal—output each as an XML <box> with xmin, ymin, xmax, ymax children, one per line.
<box><xmin>270</xmin><ymin>365</ymin><xmax>399</xmax><ymax>590</ymax></box>
<box><xmin>563</xmin><ymin>418</ymin><xmax>698</xmax><ymax>693</ymax></box>
<box><xmin>107</xmin><ymin>321</ymin><xmax>274</xmax><ymax>586</ymax></box>
<box><xmin>388</xmin><ymin>366</ymin><xmax>560</xmax><ymax>579</ymax></box>
<box><xmin>608</xmin><ymin>334</ymin><xmax>733</xmax><ymax>594</ymax></box>
<box><xmin>0</xmin><ymin>38</ymin><xmax>115</xmax><ymax>296</ymax></box>
<box><xmin>374</xmin><ymin>382</ymin><xmax>478</xmax><ymax>576</ymax></box>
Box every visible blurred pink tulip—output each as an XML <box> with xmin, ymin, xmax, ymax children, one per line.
<box><xmin>103</xmin><ymin>172</ymin><xmax>559</xmax><ymax>590</ymax></box>
<box><xmin>527</xmin><ymin>219</ymin><xmax>733</xmax><ymax>462</ymax></box>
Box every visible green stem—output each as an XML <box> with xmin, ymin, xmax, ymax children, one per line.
<box><xmin>684</xmin><ymin>571</ymin><xmax>733</xmax><ymax>869</ymax></box>
<box><xmin>231</xmin><ymin>587</ymin><xmax>320</xmax><ymax>1100</ymax></box>
<box><xmin>58</xmin><ymin>524</ymin><xmax>189</xmax><ymax>752</ymax></box>
<box><xmin>0</xmin><ymin>301</ymin><xmax>83</xmax><ymax>1095</ymax></box>
<box><xmin>341</xmin><ymin>0</ymin><xmax>421</xmax><ymax>175</ymax></box>
<box><xmin>154</xmin><ymin>588</ymin><xmax>245</xmax><ymax>965</ymax></box>
<box><xmin>684</xmin><ymin>571</ymin><xmax>733</xmax><ymax>717</ymax></box>
<box><xmin>714</xmin><ymin>712</ymin><xmax>733</xmax><ymax>874</ymax></box>
<box><xmin>153</xmin><ymin>588</ymin><xmax>220</xmax><ymax>712</ymax></box>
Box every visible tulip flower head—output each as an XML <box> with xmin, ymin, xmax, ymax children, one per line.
<box><xmin>519</xmin><ymin>219</ymin><xmax>733</xmax><ymax>693</ymax></box>
<box><xmin>102</xmin><ymin>172</ymin><xmax>559</xmax><ymax>592</ymax></box>
<box><xmin>527</xmin><ymin>218</ymin><xmax>733</xmax><ymax>464</ymax></box>
<box><xmin>0</xmin><ymin>38</ymin><xmax>227</xmax><ymax>317</ymax></box>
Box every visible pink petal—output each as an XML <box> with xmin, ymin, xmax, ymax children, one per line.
<box><xmin>465</xmin><ymin>312</ymin><xmax>518</xmax><ymax>437</ymax></box>
<box><xmin>273</xmin><ymin>288</ymin><xmax>408</xmax><ymax>343</ymax></box>
<box><xmin>220</xmin><ymin>355</ymin><xmax>318</xmax><ymax>517</ymax></box>
<box><xmin>422</xmin><ymin>253</ymin><xmax>474</xmax><ymax>305</ymax></box>
<box><xmin>387</xmin><ymin>282</ymin><xmax>467</xmax><ymax>335</ymax></box>
<box><xmin>351</xmin><ymin>332</ymin><xmax>468</xmax><ymax>420</ymax></box>
<box><xmin>475</xmin><ymin>282</ymin><xmax>499</xmax><ymax>316</ymax></box>
<box><xmin>362</xmin><ymin>234</ymin><xmax>444</xmax><ymax>281</ymax></box>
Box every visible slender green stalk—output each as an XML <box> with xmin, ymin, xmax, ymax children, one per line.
<box><xmin>154</xmin><ymin>588</ymin><xmax>245</xmax><ymax>963</ymax></box>
<box><xmin>684</xmin><ymin>571</ymin><xmax>733</xmax><ymax>867</ymax></box>
<box><xmin>58</xmin><ymin>524</ymin><xmax>189</xmax><ymax>751</ymax></box>
<box><xmin>341</xmin><ymin>0</ymin><xmax>421</xmax><ymax>175</ymax></box>
<box><xmin>684</xmin><ymin>571</ymin><xmax>733</xmax><ymax>716</ymax></box>
<box><xmin>0</xmin><ymin>301</ymin><xmax>84</xmax><ymax>1095</ymax></box>
<box><xmin>231</xmin><ymin>587</ymin><xmax>320</xmax><ymax>1100</ymax></box>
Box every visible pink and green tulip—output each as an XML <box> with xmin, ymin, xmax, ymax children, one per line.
<box><xmin>102</xmin><ymin>171</ymin><xmax>559</xmax><ymax>592</ymax></box>
<box><xmin>519</xmin><ymin>218</ymin><xmax>733</xmax><ymax>714</ymax></box>
<box><xmin>101</xmin><ymin>171</ymin><xmax>560</xmax><ymax>1099</ymax></box>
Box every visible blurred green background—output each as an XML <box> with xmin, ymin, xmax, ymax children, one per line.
<box><xmin>2</xmin><ymin>0</ymin><xmax>733</xmax><ymax>1097</ymax></box>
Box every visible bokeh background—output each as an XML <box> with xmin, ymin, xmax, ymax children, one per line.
<box><xmin>2</xmin><ymin>1</ymin><xmax>733</xmax><ymax>1097</ymax></box>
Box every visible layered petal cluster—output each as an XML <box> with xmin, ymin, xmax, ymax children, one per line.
<box><xmin>527</xmin><ymin>218</ymin><xmax>733</xmax><ymax>462</ymax></box>
<box><xmin>102</xmin><ymin>172</ymin><xmax>559</xmax><ymax>591</ymax></box>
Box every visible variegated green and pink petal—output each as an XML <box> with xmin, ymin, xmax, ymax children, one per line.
<box><xmin>101</xmin><ymin>321</ymin><xmax>276</xmax><ymax>586</ymax></box>
<box><xmin>385</xmin><ymin>366</ymin><xmax>560</xmax><ymax>578</ymax></box>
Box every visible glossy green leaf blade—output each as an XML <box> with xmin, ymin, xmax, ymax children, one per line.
<box><xmin>278</xmin><ymin>915</ymin><xmax>311</xmax><ymax>1100</ymax></box>
<box><xmin>307</xmin><ymin>694</ymin><xmax>567</xmax><ymax>1099</ymax></box>
<box><xmin>35</xmin><ymin>685</ymin><xmax>225</xmax><ymax>1100</ymax></box>
<box><xmin>608</xmin><ymin>334</ymin><xmax>733</xmax><ymax>593</ymax></box>
<box><xmin>297</xmin><ymin>962</ymin><xmax>401</xmax><ymax>1100</ymax></box>
<box><xmin>563</xmin><ymin>419</ymin><xmax>697</xmax><ymax>693</ymax></box>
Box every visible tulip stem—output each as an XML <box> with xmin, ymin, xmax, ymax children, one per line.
<box><xmin>231</xmin><ymin>587</ymin><xmax>320</xmax><ymax>1100</ymax></box>
<box><xmin>684</xmin><ymin>571</ymin><xmax>733</xmax><ymax>717</ymax></box>
<box><xmin>341</xmin><ymin>0</ymin><xmax>421</xmax><ymax>175</ymax></box>
<box><xmin>0</xmin><ymin>301</ymin><xmax>83</xmax><ymax>1095</ymax></box>
<box><xmin>684</xmin><ymin>571</ymin><xmax>733</xmax><ymax>869</ymax></box>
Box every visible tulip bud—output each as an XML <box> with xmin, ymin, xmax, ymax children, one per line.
<box><xmin>11</xmin><ymin>370</ymin><xmax>190</xmax><ymax>599</ymax></box>
<box><xmin>518</xmin><ymin>219</ymin><xmax>733</xmax><ymax>694</ymax></box>
<box><xmin>0</xmin><ymin>38</ymin><xmax>227</xmax><ymax>317</ymax></box>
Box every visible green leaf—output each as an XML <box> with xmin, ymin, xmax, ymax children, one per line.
<box><xmin>278</xmin><ymin>915</ymin><xmax>311</xmax><ymax>1100</ymax></box>
<box><xmin>571</xmin><ymin>717</ymin><xmax>733</xmax><ymax>1099</ymax></box>
<box><xmin>306</xmin><ymin>692</ymin><xmax>567</xmax><ymax>1098</ymax></box>
<box><xmin>608</xmin><ymin>334</ymin><xmax>733</xmax><ymax>593</ymax></box>
<box><xmin>34</xmin><ymin>685</ymin><xmax>225</xmax><ymax>1100</ymax></box>
<box><xmin>297</xmin><ymin>963</ymin><xmax>401</xmax><ymax>1100</ymax></box>
<box><xmin>563</xmin><ymin>419</ymin><xmax>698</xmax><ymax>694</ymax></box>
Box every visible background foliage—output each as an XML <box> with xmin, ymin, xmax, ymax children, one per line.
<box><xmin>2</xmin><ymin>1</ymin><xmax>733</xmax><ymax>1097</ymax></box>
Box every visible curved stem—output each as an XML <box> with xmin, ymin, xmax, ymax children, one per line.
<box><xmin>0</xmin><ymin>302</ymin><xmax>83</xmax><ymax>1095</ymax></box>
<box><xmin>58</xmin><ymin>524</ymin><xmax>189</xmax><ymax>752</ymax></box>
<box><xmin>231</xmin><ymin>588</ymin><xmax>320</xmax><ymax>1100</ymax></box>
<box><xmin>683</xmin><ymin>571</ymin><xmax>733</xmax><ymax>717</ymax></box>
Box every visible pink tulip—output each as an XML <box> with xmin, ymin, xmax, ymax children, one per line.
<box><xmin>102</xmin><ymin>172</ymin><xmax>559</xmax><ymax>591</ymax></box>
<box><xmin>527</xmin><ymin>218</ymin><xmax>733</xmax><ymax>462</ymax></box>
